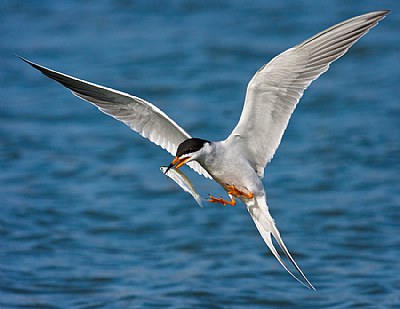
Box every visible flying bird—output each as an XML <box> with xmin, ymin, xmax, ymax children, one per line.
<box><xmin>19</xmin><ymin>10</ymin><xmax>389</xmax><ymax>290</ymax></box>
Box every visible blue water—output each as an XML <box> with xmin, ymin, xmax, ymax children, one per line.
<box><xmin>1</xmin><ymin>1</ymin><xmax>399</xmax><ymax>308</ymax></box>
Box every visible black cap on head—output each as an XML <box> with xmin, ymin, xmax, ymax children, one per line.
<box><xmin>176</xmin><ymin>138</ymin><xmax>210</xmax><ymax>157</ymax></box>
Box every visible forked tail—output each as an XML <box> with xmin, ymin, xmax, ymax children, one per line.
<box><xmin>244</xmin><ymin>195</ymin><xmax>316</xmax><ymax>290</ymax></box>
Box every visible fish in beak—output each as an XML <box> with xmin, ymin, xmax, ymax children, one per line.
<box><xmin>164</xmin><ymin>156</ymin><xmax>191</xmax><ymax>174</ymax></box>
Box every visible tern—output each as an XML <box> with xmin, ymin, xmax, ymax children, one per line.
<box><xmin>19</xmin><ymin>10</ymin><xmax>389</xmax><ymax>290</ymax></box>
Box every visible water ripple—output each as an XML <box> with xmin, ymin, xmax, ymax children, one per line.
<box><xmin>1</xmin><ymin>1</ymin><xmax>399</xmax><ymax>308</ymax></box>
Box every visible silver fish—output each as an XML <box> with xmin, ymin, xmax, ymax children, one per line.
<box><xmin>160</xmin><ymin>166</ymin><xmax>203</xmax><ymax>207</ymax></box>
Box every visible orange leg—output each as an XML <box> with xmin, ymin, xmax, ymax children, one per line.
<box><xmin>208</xmin><ymin>195</ymin><xmax>236</xmax><ymax>206</ymax></box>
<box><xmin>226</xmin><ymin>184</ymin><xmax>254</xmax><ymax>199</ymax></box>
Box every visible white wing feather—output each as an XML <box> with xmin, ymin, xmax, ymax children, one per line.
<box><xmin>19</xmin><ymin>57</ymin><xmax>211</xmax><ymax>179</ymax></box>
<box><xmin>227</xmin><ymin>11</ymin><xmax>389</xmax><ymax>178</ymax></box>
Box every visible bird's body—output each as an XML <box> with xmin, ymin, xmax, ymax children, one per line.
<box><xmin>198</xmin><ymin>141</ymin><xmax>264</xmax><ymax>196</ymax></box>
<box><xmin>19</xmin><ymin>10</ymin><xmax>389</xmax><ymax>290</ymax></box>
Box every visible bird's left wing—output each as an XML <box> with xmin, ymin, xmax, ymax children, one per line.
<box><xmin>225</xmin><ymin>11</ymin><xmax>389</xmax><ymax>178</ymax></box>
<box><xmin>19</xmin><ymin>56</ymin><xmax>211</xmax><ymax>179</ymax></box>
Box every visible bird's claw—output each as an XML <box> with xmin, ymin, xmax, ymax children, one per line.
<box><xmin>208</xmin><ymin>194</ymin><xmax>236</xmax><ymax>206</ymax></box>
<box><xmin>226</xmin><ymin>184</ymin><xmax>254</xmax><ymax>199</ymax></box>
<box><xmin>207</xmin><ymin>184</ymin><xmax>253</xmax><ymax>206</ymax></box>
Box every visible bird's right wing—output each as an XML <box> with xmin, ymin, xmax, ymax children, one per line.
<box><xmin>244</xmin><ymin>195</ymin><xmax>315</xmax><ymax>290</ymax></box>
<box><xmin>226</xmin><ymin>11</ymin><xmax>389</xmax><ymax>178</ymax></box>
<box><xmin>19</xmin><ymin>57</ymin><xmax>211</xmax><ymax>179</ymax></box>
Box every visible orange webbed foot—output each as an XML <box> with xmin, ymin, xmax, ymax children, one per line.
<box><xmin>208</xmin><ymin>194</ymin><xmax>236</xmax><ymax>206</ymax></box>
<box><xmin>226</xmin><ymin>184</ymin><xmax>254</xmax><ymax>200</ymax></box>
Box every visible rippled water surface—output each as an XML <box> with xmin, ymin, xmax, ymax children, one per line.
<box><xmin>1</xmin><ymin>1</ymin><xmax>399</xmax><ymax>308</ymax></box>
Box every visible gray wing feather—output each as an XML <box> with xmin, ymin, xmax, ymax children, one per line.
<box><xmin>227</xmin><ymin>11</ymin><xmax>389</xmax><ymax>178</ymax></box>
<box><xmin>20</xmin><ymin>57</ymin><xmax>212</xmax><ymax>179</ymax></box>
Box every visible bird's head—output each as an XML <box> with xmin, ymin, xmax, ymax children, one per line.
<box><xmin>165</xmin><ymin>138</ymin><xmax>211</xmax><ymax>174</ymax></box>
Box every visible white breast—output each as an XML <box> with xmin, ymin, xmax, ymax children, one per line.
<box><xmin>199</xmin><ymin>142</ymin><xmax>264</xmax><ymax>196</ymax></box>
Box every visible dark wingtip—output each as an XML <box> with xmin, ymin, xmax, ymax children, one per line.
<box><xmin>16</xmin><ymin>55</ymin><xmax>44</xmax><ymax>72</ymax></box>
<box><xmin>16</xmin><ymin>54</ymin><xmax>30</xmax><ymax>64</ymax></box>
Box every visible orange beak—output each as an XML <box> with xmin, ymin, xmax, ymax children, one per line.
<box><xmin>164</xmin><ymin>156</ymin><xmax>191</xmax><ymax>174</ymax></box>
